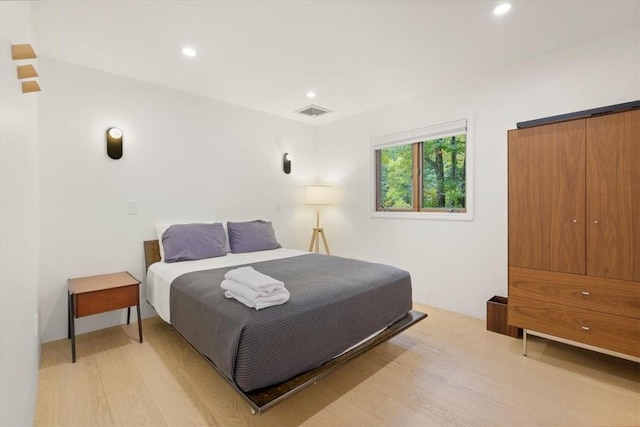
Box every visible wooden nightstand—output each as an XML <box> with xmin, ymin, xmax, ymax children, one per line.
<box><xmin>67</xmin><ymin>271</ymin><xmax>142</xmax><ymax>363</ymax></box>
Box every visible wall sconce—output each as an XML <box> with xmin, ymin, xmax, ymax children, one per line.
<box><xmin>106</xmin><ymin>127</ymin><xmax>123</xmax><ymax>160</ymax></box>
<box><xmin>283</xmin><ymin>152</ymin><xmax>292</xmax><ymax>174</ymax></box>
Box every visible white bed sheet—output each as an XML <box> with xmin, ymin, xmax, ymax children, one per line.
<box><xmin>146</xmin><ymin>248</ymin><xmax>308</xmax><ymax>323</ymax></box>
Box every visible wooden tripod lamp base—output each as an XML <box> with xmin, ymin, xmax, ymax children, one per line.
<box><xmin>305</xmin><ymin>185</ymin><xmax>332</xmax><ymax>255</ymax></box>
<box><xmin>308</xmin><ymin>227</ymin><xmax>330</xmax><ymax>255</ymax></box>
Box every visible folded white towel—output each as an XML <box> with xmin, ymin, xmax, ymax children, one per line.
<box><xmin>223</xmin><ymin>284</ymin><xmax>290</xmax><ymax>310</ymax></box>
<box><xmin>224</xmin><ymin>266</ymin><xmax>284</xmax><ymax>293</ymax></box>
<box><xmin>221</xmin><ymin>279</ymin><xmax>290</xmax><ymax>301</ymax></box>
<box><xmin>224</xmin><ymin>290</ymin><xmax>290</xmax><ymax>310</ymax></box>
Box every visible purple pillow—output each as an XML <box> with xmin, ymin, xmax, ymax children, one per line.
<box><xmin>162</xmin><ymin>223</ymin><xmax>227</xmax><ymax>263</ymax></box>
<box><xmin>227</xmin><ymin>220</ymin><xmax>281</xmax><ymax>253</ymax></box>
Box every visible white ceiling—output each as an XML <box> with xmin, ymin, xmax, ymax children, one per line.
<box><xmin>31</xmin><ymin>1</ymin><xmax>639</xmax><ymax>125</ymax></box>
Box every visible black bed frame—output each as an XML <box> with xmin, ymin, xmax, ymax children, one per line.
<box><xmin>177</xmin><ymin>309</ymin><xmax>427</xmax><ymax>414</ymax></box>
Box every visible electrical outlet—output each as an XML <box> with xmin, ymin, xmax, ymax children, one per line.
<box><xmin>128</xmin><ymin>200</ymin><xmax>138</xmax><ymax>215</ymax></box>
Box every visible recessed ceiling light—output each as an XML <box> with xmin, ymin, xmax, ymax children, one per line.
<box><xmin>182</xmin><ymin>47</ymin><xmax>197</xmax><ymax>57</ymax></box>
<box><xmin>306</xmin><ymin>91</ymin><xmax>317</xmax><ymax>99</ymax></box>
<box><xmin>493</xmin><ymin>3</ymin><xmax>511</xmax><ymax>16</ymax></box>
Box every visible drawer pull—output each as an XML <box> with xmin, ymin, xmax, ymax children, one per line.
<box><xmin>581</xmin><ymin>325</ymin><xmax>590</xmax><ymax>331</ymax></box>
<box><xmin>581</xmin><ymin>291</ymin><xmax>591</xmax><ymax>296</ymax></box>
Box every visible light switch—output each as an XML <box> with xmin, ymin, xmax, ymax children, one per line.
<box><xmin>127</xmin><ymin>200</ymin><xmax>138</xmax><ymax>215</ymax></box>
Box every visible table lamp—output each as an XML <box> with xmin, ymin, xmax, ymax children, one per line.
<box><xmin>306</xmin><ymin>185</ymin><xmax>331</xmax><ymax>254</ymax></box>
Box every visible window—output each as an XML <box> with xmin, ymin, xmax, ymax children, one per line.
<box><xmin>371</xmin><ymin>118</ymin><xmax>473</xmax><ymax>220</ymax></box>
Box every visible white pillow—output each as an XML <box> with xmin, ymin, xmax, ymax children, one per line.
<box><xmin>155</xmin><ymin>221</ymin><xmax>229</xmax><ymax>261</ymax></box>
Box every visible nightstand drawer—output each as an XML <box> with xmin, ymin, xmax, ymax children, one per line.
<box><xmin>74</xmin><ymin>284</ymin><xmax>139</xmax><ymax>317</ymax></box>
<box><xmin>509</xmin><ymin>295</ymin><xmax>640</xmax><ymax>357</ymax></box>
<box><xmin>509</xmin><ymin>267</ymin><xmax>640</xmax><ymax>319</ymax></box>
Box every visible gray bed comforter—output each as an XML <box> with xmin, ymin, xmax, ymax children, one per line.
<box><xmin>170</xmin><ymin>253</ymin><xmax>412</xmax><ymax>392</ymax></box>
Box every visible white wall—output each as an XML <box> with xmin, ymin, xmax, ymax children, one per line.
<box><xmin>0</xmin><ymin>2</ymin><xmax>40</xmax><ymax>425</ymax></box>
<box><xmin>38</xmin><ymin>59</ymin><xmax>317</xmax><ymax>342</ymax></box>
<box><xmin>315</xmin><ymin>27</ymin><xmax>640</xmax><ymax>319</ymax></box>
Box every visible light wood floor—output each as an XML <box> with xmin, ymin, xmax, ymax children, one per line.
<box><xmin>35</xmin><ymin>303</ymin><xmax>640</xmax><ymax>426</ymax></box>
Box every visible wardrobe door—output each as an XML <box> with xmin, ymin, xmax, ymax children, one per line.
<box><xmin>586</xmin><ymin>109</ymin><xmax>640</xmax><ymax>281</ymax></box>
<box><xmin>508</xmin><ymin>120</ymin><xmax>586</xmax><ymax>274</ymax></box>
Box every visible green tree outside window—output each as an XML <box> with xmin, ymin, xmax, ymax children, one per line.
<box><xmin>376</xmin><ymin>133</ymin><xmax>466</xmax><ymax>212</ymax></box>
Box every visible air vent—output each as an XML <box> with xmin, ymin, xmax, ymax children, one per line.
<box><xmin>296</xmin><ymin>104</ymin><xmax>332</xmax><ymax>117</ymax></box>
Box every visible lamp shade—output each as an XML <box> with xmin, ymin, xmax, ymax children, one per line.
<box><xmin>306</xmin><ymin>185</ymin><xmax>331</xmax><ymax>205</ymax></box>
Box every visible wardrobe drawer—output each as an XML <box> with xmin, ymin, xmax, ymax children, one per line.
<box><xmin>509</xmin><ymin>267</ymin><xmax>640</xmax><ymax>319</ymax></box>
<box><xmin>508</xmin><ymin>296</ymin><xmax>640</xmax><ymax>357</ymax></box>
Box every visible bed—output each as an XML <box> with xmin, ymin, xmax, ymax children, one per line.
<box><xmin>144</xmin><ymin>235</ymin><xmax>426</xmax><ymax>414</ymax></box>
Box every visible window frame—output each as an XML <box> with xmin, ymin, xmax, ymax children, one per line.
<box><xmin>370</xmin><ymin>115</ymin><xmax>474</xmax><ymax>221</ymax></box>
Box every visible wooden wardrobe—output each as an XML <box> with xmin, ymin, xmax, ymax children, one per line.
<box><xmin>507</xmin><ymin>108</ymin><xmax>640</xmax><ymax>359</ymax></box>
